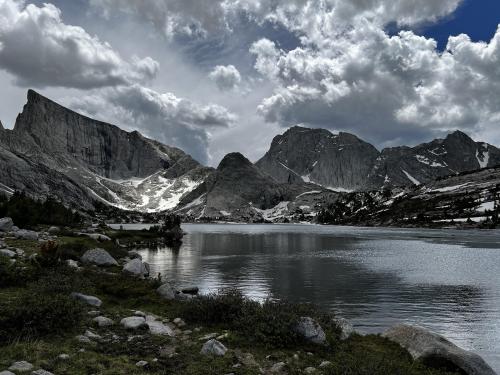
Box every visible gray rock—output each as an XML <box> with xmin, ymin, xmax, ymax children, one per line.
<box><xmin>147</xmin><ymin>321</ymin><xmax>175</xmax><ymax>336</ymax></box>
<box><xmin>304</xmin><ymin>367</ymin><xmax>316</xmax><ymax>374</ymax></box>
<box><xmin>120</xmin><ymin>316</ymin><xmax>147</xmax><ymax>330</ymax></box>
<box><xmin>269</xmin><ymin>362</ymin><xmax>286</xmax><ymax>373</ymax></box>
<box><xmin>93</xmin><ymin>316</ymin><xmax>114</xmax><ymax>327</ymax></box>
<box><xmin>333</xmin><ymin>317</ymin><xmax>355</xmax><ymax>340</ymax></box>
<box><xmin>0</xmin><ymin>217</ymin><xmax>13</xmax><ymax>232</ymax></box>
<box><xmin>58</xmin><ymin>354</ymin><xmax>70</xmax><ymax>360</ymax></box>
<box><xmin>319</xmin><ymin>361</ymin><xmax>332</xmax><ymax>368</ymax></box>
<box><xmin>0</xmin><ymin>249</ymin><xmax>16</xmax><ymax>258</ymax></box>
<box><xmin>8</xmin><ymin>361</ymin><xmax>34</xmax><ymax>372</ymax></box>
<box><xmin>66</xmin><ymin>259</ymin><xmax>79</xmax><ymax>268</ymax></box>
<box><xmin>75</xmin><ymin>335</ymin><xmax>92</xmax><ymax>344</ymax></box>
<box><xmin>14</xmin><ymin>230</ymin><xmax>38</xmax><ymax>241</ymax></box>
<box><xmin>135</xmin><ymin>361</ymin><xmax>148</xmax><ymax>367</ymax></box>
<box><xmin>31</xmin><ymin>369</ymin><xmax>54</xmax><ymax>375</ymax></box>
<box><xmin>80</xmin><ymin>233</ymin><xmax>112</xmax><ymax>242</ymax></box>
<box><xmin>81</xmin><ymin>248</ymin><xmax>118</xmax><ymax>267</ymax></box>
<box><xmin>122</xmin><ymin>258</ymin><xmax>150</xmax><ymax>277</ymax></box>
<box><xmin>200</xmin><ymin>339</ymin><xmax>227</xmax><ymax>356</ymax></box>
<box><xmin>70</xmin><ymin>292</ymin><xmax>102</xmax><ymax>307</ymax></box>
<box><xmin>0</xmin><ymin>371</ymin><xmax>15</xmax><ymax>375</ymax></box>
<box><xmin>11</xmin><ymin>226</ymin><xmax>19</xmax><ymax>232</ymax></box>
<box><xmin>47</xmin><ymin>226</ymin><xmax>60</xmax><ymax>234</ymax></box>
<box><xmin>157</xmin><ymin>282</ymin><xmax>176</xmax><ymax>300</ymax></box>
<box><xmin>383</xmin><ymin>324</ymin><xmax>496</xmax><ymax>375</ymax></box>
<box><xmin>84</xmin><ymin>330</ymin><xmax>102</xmax><ymax>340</ymax></box>
<box><xmin>294</xmin><ymin>317</ymin><xmax>326</xmax><ymax>345</ymax></box>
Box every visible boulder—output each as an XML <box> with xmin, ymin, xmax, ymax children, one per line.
<box><xmin>0</xmin><ymin>371</ymin><xmax>15</xmax><ymax>375</ymax></box>
<box><xmin>14</xmin><ymin>230</ymin><xmax>38</xmax><ymax>240</ymax></box>
<box><xmin>47</xmin><ymin>226</ymin><xmax>60</xmax><ymax>234</ymax></box>
<box><xmin>70</xmin><ymin>292</ymin><xmax>102</xmax><ymax>307</ymax></box>
<box><xmin>157</xmin><ymin>282</ymin><xmax>176</xmax><ymax>300</ymax></box>
<box><xmin>120</xmin><ymin>316</ymin><xmax>147</xmax><ymax>330</ymax></box>
<box><xmin>200</xmin><ymin>339</ymin><xmax>227</xmax><ymax>356</ymax></box>
<box><xmin>122</xmin><ymin>258</ymin><xmax>150</xmax><ymax>278</ymax></box>
<box><xmin>293</xmin><ymin>317</ymin><xmax>326</xmax><ymax>345</ymax></box>
<box><xmin>383</xmin><ymin>324</ymin><xmax>496</xmax><ymax>375</ymax></box>
<box><xmin>0</xmin><ymin>217</ymin><xmax>13</xmax><ymax>232</ymax></box>
<box><xmin>81</xmin><ymin>233</ymin><xmax>112</xmax><ymax>242</ymax></box>
<box><xmin>81</xmin><ymin>248</ymin><xmax>118</xmax><ymax>266</ymax></box>
<box><xmin>147</xmin><ymin>321</ymin><xmax>175</xmax><ymax>336</ymax></box>
<box><xmin>93</xmin><ymin>316</ymin><xmax>114</xmax><ymax>327</ymax></box>
<box><xmin>333</xmin><ymin>317</ymin><xmax>355</xmax><ymax>340</ymax></box>
<box><xmin>0</xmin><ymin>249</ymin><xmax>16</xmax><ymax>258</ymax></box>
<box><xmin>32</xmin><ymin>370</ymin><xmax>54</xmax><ymax>375</ymax></box>
<box><xmin>8</xmin><ymin>361</ymin><xmax>33</xmax><ymax>372</ymax></box>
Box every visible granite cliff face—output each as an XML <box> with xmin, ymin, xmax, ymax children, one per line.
<box><xmin>0</xmin><ymin>90</ymin><xmax>211</xmax><ymax>211</ymax></box>
<box><xmin>257</xmin><ymin>126</ymin><xmax>500</xmax><ymax>192</ymax></box>
<box><xmin>256</xmin><ymin>126</ymin><xmax>379</xmax><ymax>191</ymax></box>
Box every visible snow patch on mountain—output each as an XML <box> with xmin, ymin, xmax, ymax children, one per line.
<box><xmin>476</xmin><ymin>147</ymin><xmax>489</xmax><ymax>169</ymax></box>
<box><xmin>402</xmin><ymin>170</ymin><xmax>420</xmax><ymax>186</ymax></box>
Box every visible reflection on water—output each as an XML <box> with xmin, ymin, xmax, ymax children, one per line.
<box><xmin>132</xmin><ymin>224</ymin><xmax>500</xmax><ymax>371</ymax></box>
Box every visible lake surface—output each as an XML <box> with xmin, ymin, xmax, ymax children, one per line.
<box><xmin>124</xmin><ymin>224</ymin><xmax>500</xmax><ymax>371</ymax></box>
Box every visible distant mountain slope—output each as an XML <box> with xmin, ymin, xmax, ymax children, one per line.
<box><xmin>176</xmin><ymin>152</ymin><xmax>338</xmax><ymax>222</ymax></box>
<box><xmin>318</xmin><ymin>166</ymin><xmax>500</xmax><ymax>227</ymax></box>
<box><xmin>0</xmin><ymin>90</ymin><xmax>211</xmax><ymax>211</ymax></box>
<box><xmin>257</xmin><ymin>126</ymin><xmax>500</xmax><ymax>192</ymax></box>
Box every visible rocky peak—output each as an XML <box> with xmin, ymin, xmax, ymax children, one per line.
<box><xmin>217</xmin><ymin>152</ymin><xmax>254</xmax><ymax>171</ymax></box>
<box><xmin>10</xmin><ymin>90</ymin><xmax>190</xmax><ymax>179</ymax></box>
<box><xmin>256</xmin><ymin>125</ymin><xmax>379</xmax><ymax>190</ymax></box>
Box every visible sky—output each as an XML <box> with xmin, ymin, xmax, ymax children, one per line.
<box><xmin>0</xmin><ymin>0</ymin><xmax>500</xmax><ymax>166</ymax></box>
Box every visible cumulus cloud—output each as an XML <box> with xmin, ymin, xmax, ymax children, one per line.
<box><xmin>0</xmin><ymin>0</ymin><xmax>159</xmax><ymax>89</ymax></box>
<box><xmin>68</xmin><ymin>85</ymin><xmax>237</xmax><ymax>164</ymax></box>
<box><xmin>209</xmin><ymin>65</ymin><xmax>241</xmax><ymax>91</ymax></box>
<box><xmin>244</xmin><ymin>1</ymin><xmax>500</xmax><ymax>146</ymax></box>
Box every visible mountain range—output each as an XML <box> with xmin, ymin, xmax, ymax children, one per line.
<box><xmin>1</xmin><ymin>90</ymin><xmax>499</xmax><ymax>225</ymax></box>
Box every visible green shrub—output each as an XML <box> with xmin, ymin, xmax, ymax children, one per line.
<box><xmin>181</xmin><ymin>289</ymin><xmax>338</xmax><ymax>348</ymax></box>
<box><xmin>0</xmin><ymin>292</ymin><xmax>85</xmax><ymax>343</ymax></box>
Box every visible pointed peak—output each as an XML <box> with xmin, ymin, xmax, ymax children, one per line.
<box><xmin>445</xmin><ymin>130</ymin><xmax>472</xmax><ymax>141</ymax></box>
<box><xmin>0</xmin><ymin>119</ymin><xmax>3</xmax><ymax>130</ymax></box>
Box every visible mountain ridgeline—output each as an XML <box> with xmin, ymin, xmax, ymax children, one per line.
<box><xmin>1</xmin><ymin>90</ymin><xmax>499</xmax><ymax>225</ymax></box>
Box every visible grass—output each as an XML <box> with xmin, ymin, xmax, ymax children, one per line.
<box><xmin>0</xmin><ymin>235</ymin><xmax>463</xmax><ymax>375</ymax></box>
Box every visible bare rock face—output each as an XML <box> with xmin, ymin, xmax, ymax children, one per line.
<box><xmin>256</xmin><ymin>126</ymin><xmax>379</xmax><ymax>191</ymax></box>
<box><xmin>383</xmin><ymin>325</ymin><xmax>496</xmax><ymax>375</ymax></box>
<box><xmin>0</xmin><ymin>90</ymin><xmax>211</xmax><ymax>211</ymax></box>
<box><xmin>369</xmin><ymin>131</ymin><xmax>500</xmax><ymax>188</ymax></box>
<box><xmin>256</xmin><ymin>126</ymin><xmax>500</xmax><ymax>192</ymax></box>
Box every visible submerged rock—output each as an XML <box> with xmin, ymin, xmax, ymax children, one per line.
<box><xmin>200</xmin><ymin>339</ymin><xmax>227</xmax><ymax>356</ymax></box>
<box><xmin>81</xmin><ymin>248</ymin><xmax>118</xmax><ymax>266</ymax></box>
<box><xmin>383</xmin><ymin>324</ymin><xmax>496</xmax><ymax>375</ymax></box>
<box><xmin>293</xmin><ymin>317</ymin><xmax>326</xmax><ymax>345</ymax></box>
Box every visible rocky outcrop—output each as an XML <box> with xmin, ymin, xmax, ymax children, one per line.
<box><xmin>293</xmin><ymin>317</ymin><xmax>327</xmax><ymax>345</ymax></box>
<box><xmin>383</xmin><ymin>325</ymin><xmax>496</xmax><ymax>375</ymax></box>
